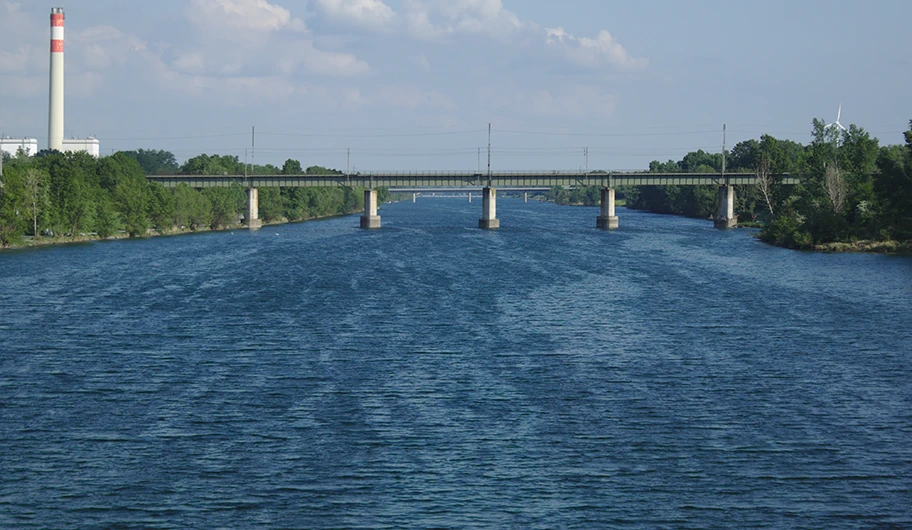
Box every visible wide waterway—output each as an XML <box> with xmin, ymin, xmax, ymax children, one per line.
<box><xmin>1</xmin><ymin>199</ymin><xmax>910</xmax><ymax>528</ymax></box>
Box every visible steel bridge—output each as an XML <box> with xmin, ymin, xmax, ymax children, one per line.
<box><xmin>144</xmin><ymin>171</ymin><xmax>797</xmax><ymax>231</ymax></box>
<box><xmin>146</xmin><ymin>171</ymin><xmax>797</xmax><ymax>189</ymax></box>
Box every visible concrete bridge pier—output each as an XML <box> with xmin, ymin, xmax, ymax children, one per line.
<box><xmin>361</xmin><ymin>189</ymin><xmax>381</xmax><ymax>229</ymax></box>
<box><xmin>714</xmin><ymin>185</ymin><xmax>737</xmax><ymax>229</ymax></box>
<box><xmin>246</xmin><ymin>188</ymin><xmax>262</xmax><ymax>229</ymax></box>
<box><xmin>412</xmin><ymin>193</ymin><xmax>417</xmax><ymax>203</ymax></box>
<box><xmin>468</xmin><ymin>192</ymin><xmax>472</xmax><ymax>203</ymax></box>
<box><xmin>524</xmin><ymin>192</ymin><xmax>528</xmax><ymax>203</ymax></box>
<box><xmin>596</xmin><ymin>188</ymin><xmax>619</xmax><ymax>229</ymax></box>
<box><xmin>478</xmin><ymin>187</ymin><xmax>500</xmax><ymax>229</ymax></box>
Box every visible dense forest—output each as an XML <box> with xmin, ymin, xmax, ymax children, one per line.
<box><xmin>544</xmin><ymin>120</ymin><xmax>912</xmax><ymax>249</ymax></box>
<box><xmin>0</xmin><ymin>149</ymin><xmax>386</xmax><ymax>247</ymax></box>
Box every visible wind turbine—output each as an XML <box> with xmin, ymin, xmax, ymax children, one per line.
<box><xmin>826</xmin><ymin>104</ymin><xmax>848</xmax><ymax>132</ymax></box>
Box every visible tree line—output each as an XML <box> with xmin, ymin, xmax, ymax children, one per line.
<box><xmin>0</xmin><ymin>149</ymin><xmax>387</xmax><ymax>247</ymax></box>
<box><xmin>544</xmin><ymin>120</ymin><xmax>912</xmax><ymax>248</ymax></box>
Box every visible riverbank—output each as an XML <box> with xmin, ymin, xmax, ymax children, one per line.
<box><xmin>811</xmin><ymin>239</ymin><xmax>912</xmax><ymax>253</ymax></box>
<box><xmin>1</xmin><ymin>211</ymin><xmax>360</xmax><ymax>251</ymax></box>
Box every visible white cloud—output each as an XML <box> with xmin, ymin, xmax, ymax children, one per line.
<box><xmin>174</xmin><ymin>52</ymin><xmax>207</xmax><ymax>74</ymax></box>
<box><xmin>177</xmin><ymin>0</ymin><xmax>370</xmax><ymax>78</ymax></box>
<box><xmin>185</xmin><ymin>0</ymin><xmax>306</xmax><ymax>36</ymax></box>
<box><xmin>315</xmin><ymin>0</ymin><xmax>395</xmax><ymax>29</ymax></box>
<box><xmin>397</xmin><ymin>2</ymin><xmax>645</xmax><ymax>73</ymax></box>
<box><xmin>403</xmin><ymin>0</ymin><xmax>522</xmax><ymax>39</ymax></box>
<box><xmin>297</xmin><ymin>41</ymin><xmax>371</xmax><ymax>76</ymax></box>
<box><xmin>546</xmin><ymin>27</ymin><xmax>647</xmax><ymax>71</ymax></box>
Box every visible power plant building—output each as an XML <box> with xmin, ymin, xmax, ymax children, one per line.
<box><xmin>62</xmin><ymin>137</ymin><xmax>100</xmax><ymax>157</ymax></box>
<box><xmin>0</xmin><ymin>138</ymin><xmax>40</xmax><ymax>157</ymax></box>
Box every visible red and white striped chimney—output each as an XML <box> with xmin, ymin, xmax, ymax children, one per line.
<box><xmin>48</xmin><ymin>7</ymin><xmax>65</xmax><ymax>152</ymax></box>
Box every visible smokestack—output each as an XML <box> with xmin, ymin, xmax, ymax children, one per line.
<box><xmin>48</xmin><ymin>7</ymin><xmax>64</xmax><ymax>152</ymax></box>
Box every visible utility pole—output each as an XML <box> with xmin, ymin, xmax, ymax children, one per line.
<box><xmin>477</xmin><ymin>148</ymin><xmax>481</xmax><ymax>173</ymax></box>
<box><xmin>346</xmin><ymin>148</ymin><xmax>350</xmax><ymax>178</ymax></box>
<box><xmin>584</xmin><ymin>147</ymin><xmax>589</xmax><ymax>175</ymax></box>
<box><xmin>251</xmin><ymin>126</ymin><xmax>255</xmax><ymax>174</ymax></box>
<box><xmin>487</xmin><ymin>123</ymin><xmax>492</xmax><ymax>181</ymax></box>
<box><xmin>722</xmin><ymin>124</ymin><xmax>727</xmax><ymax>184</ymax></box>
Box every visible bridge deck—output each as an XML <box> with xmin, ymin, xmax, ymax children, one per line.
<box><xmin>146</xmin><ymin>172</ymin><xmax>798</xmax><ymax>189</ymax></box>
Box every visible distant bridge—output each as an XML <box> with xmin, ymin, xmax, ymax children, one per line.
<box><xmin>146</xmin><ymin>171</ymin><xmax>797</xmax><ymax>189</ymax></box>
<box><xmin>144</xmin><ymin>171</ymin><xmax>797</xmax><ymax>231</ymax></box>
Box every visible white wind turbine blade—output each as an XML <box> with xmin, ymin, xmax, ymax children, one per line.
<box><xmin>837</xmin><ymin>104</ymin><xmax>842</xmax><ymax>123</ymax></box>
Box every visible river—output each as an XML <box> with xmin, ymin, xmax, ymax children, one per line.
<box><xmin>1</xmin><ymin>199</ymin><xmax>910</xmax><ymax>528</ymax></box>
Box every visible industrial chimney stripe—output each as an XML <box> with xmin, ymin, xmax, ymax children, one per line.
<box><xmin>48</xmin><ymin>8</ymin><xmax>65</xmax><ymax>151</ymax></box>
<box><xmin>51</xmin><ymin>12</ymin><xmax>64</xmax><ymax>52</ymax></box>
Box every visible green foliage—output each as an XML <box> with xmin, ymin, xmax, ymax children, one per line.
<box><xmin>1</xmin><ymin>151</ymin><xmax>374</xmax><ymax>245</ymax></box>
<box><xmin>624</xmin><ymin>119</ymin><xmax>911</xmax><ymax>248</ymax></box>
<box><xmin>22</xmin><ymin>168</ymin><xmax>50</xmax><ymax>237</ymax></box>
<box><xmin>258</xmin><ymin>187</ymin><xmax>285</xmax><ymax>222</ymax></box>
<box><xmin>203</xmin><ymin>185</ymin><xmax>245</xmax><ymax>229</ymax></box>
<box><xmin>147</xmin><ymin>181</ymin><xmax>176</xmax><ymax>230</ymax></box>
<box><xmin>94</xmin><ymin>195</ymin><xmax>119</xmax><ymax>239</ymax></box>
<box><xmin>173</xmin><ymin>183</ymin><xmax>212</xmax><ymax>229</ymax></box>
<box><xmin>282</xmin><ymin>159</ymin><xmax>302</xmax><ymax>175</ymax></box>
<box><xmin>0</xmin><ymin>165</ymin><xmax>27</xmax><ymax>246</ymax></box>
<box><xmin>873</xmin><ymin>121</ymin><xmax>912</xmax><ymax>239</ymax></box>
<box><xmin>181</xmin><ymin>154</ymin><xmax>244</xmax><ymax>175</ymax></box>
<box><xmin>120</xmin><ymin>149</ymin><xmax>179</xmax><ymax>175</ymax></box>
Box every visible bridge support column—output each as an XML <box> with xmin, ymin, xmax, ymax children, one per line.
<box><xmin>478</xmin><ymin>187</ymin><xmax>500</xmax><ymax>229</ymax></box>
<box><xmin>468</xmin><ymin>192</ymin><xmax>472</xmax><ymax>203</ymax></box>
<box><xmin>714</xmin><ymin>185</ymin><xmax>737</xmax><ymax>229</ymax></box>
<box><xmin>524</xmin><ymin>192</ymin><xmax>528</xmax><ymax>203</ymax></box>
<box><xmin>596</xmin><ymin>188</ymin><xmax>619</xmax><ymax>229</ymax></box>
<box><xmin>361</xmin><ymin>189</ymin><xmax>381</xmax><ymax>229</ymax></box>
<box><xmin>246</xmin><ymin>188</ymin><xmax>262</xmax><ymax>230</ymax></box>
<box><xmin>412</xmin><ymin>193</ymin><xmax>417</xmax><ymax>203</ymax></box>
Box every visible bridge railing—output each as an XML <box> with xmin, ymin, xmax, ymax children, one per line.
<box><xmin>145</xmin><ymin>171</ymin><xmax>797</xmax><ymax>188</ymax></box>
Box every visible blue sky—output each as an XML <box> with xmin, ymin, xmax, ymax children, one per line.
<box><xmin>1</xmin><ymin>0</ymin><xmax>910</xmax><ymax>171</ymax></box>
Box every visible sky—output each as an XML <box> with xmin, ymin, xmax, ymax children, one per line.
<box><xmin>1</xmin><ymin>0</ymin><xmax>910</xmax><ymax>171</ymax></box>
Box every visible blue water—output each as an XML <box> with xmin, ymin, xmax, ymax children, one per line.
<box><xmin>1</xmin><ymin>199</ymin><xmax>911</xmax><ymax>528</ymax></box>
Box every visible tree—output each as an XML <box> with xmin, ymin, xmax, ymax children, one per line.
<box><xmin>94</xmin><ymin>194</ymin><xmax>118</xmax><ymax>239</ymax></box>
<box><xmin>0</xmin><ymin>166</ymin><xmax>26</xmax><ymax>246</ymax></box>
<box><xmin>824</xmin><ymin>163</ymin><xmax>847</xmax><ymax>214</ymax></box>
<box><xmin>115</xmin><ymin>176</ymin><xmax>150</xmax><ymax>237</ymax></box>
<box><xmin>755</xmin><ymin>157</ymin><xmax>775</xmax><ymax>217</ymax></box>
<box><xmin>203</xmin><ymin>185</ymin><xmax>245</xmax><ymax>228</ymax></box>
<box><xmin>282</xmin><ymin>159</ymin><xmax>302</xmax><ymax>175</ymax></box>
<box><xmin>147</xmin><ymin>182</ymin><xmax>176</xmax><ymax>230</ymax></box>
<box><xmin>874</xmin><ymin>120</ymin><xmax>912</xmax><ymax>239</ymax></box>
<box><xmin>22</xmin><ymin>169</ymin><xmax>50</xmax><ymax>237</ymax></box>
<box><xmin>120</xmin><ymin>149</ymin><xmax>179</xmax><ymax>175</ymax></box>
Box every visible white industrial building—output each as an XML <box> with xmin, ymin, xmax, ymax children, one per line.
<box><xmin>62</xmin><ymin>137</ymin><xmax>100</xmax><ymax>157</ymax></box>
<box><xmin>0</xmin><ymin>137</ymin><xmax>39</xmax><ymax>157</ymax></box>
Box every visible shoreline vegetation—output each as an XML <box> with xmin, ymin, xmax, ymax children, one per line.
<box><xmin>540</xmin><ymin>118</ymin><xmax>912</xmax><ymax>254</ymax></box>
<box><xmin>2</xmin><ymin>210</ymin><xmax>361</xmax><ymax>250</ymax></box>
<box><xmin>0</xmin><ymin>150</ymin><xmax>389</xmax><ymax>251</ymax></box>
<box><xmin>2</xmin><ymin>118</ymin><xmax>911</xmax><ymax>254</ymax></box>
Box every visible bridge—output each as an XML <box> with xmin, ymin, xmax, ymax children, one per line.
<box><xmin>146</xmin><ymin>171</ymin><xmax>797</xmax><ymax>231</ymax></box>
